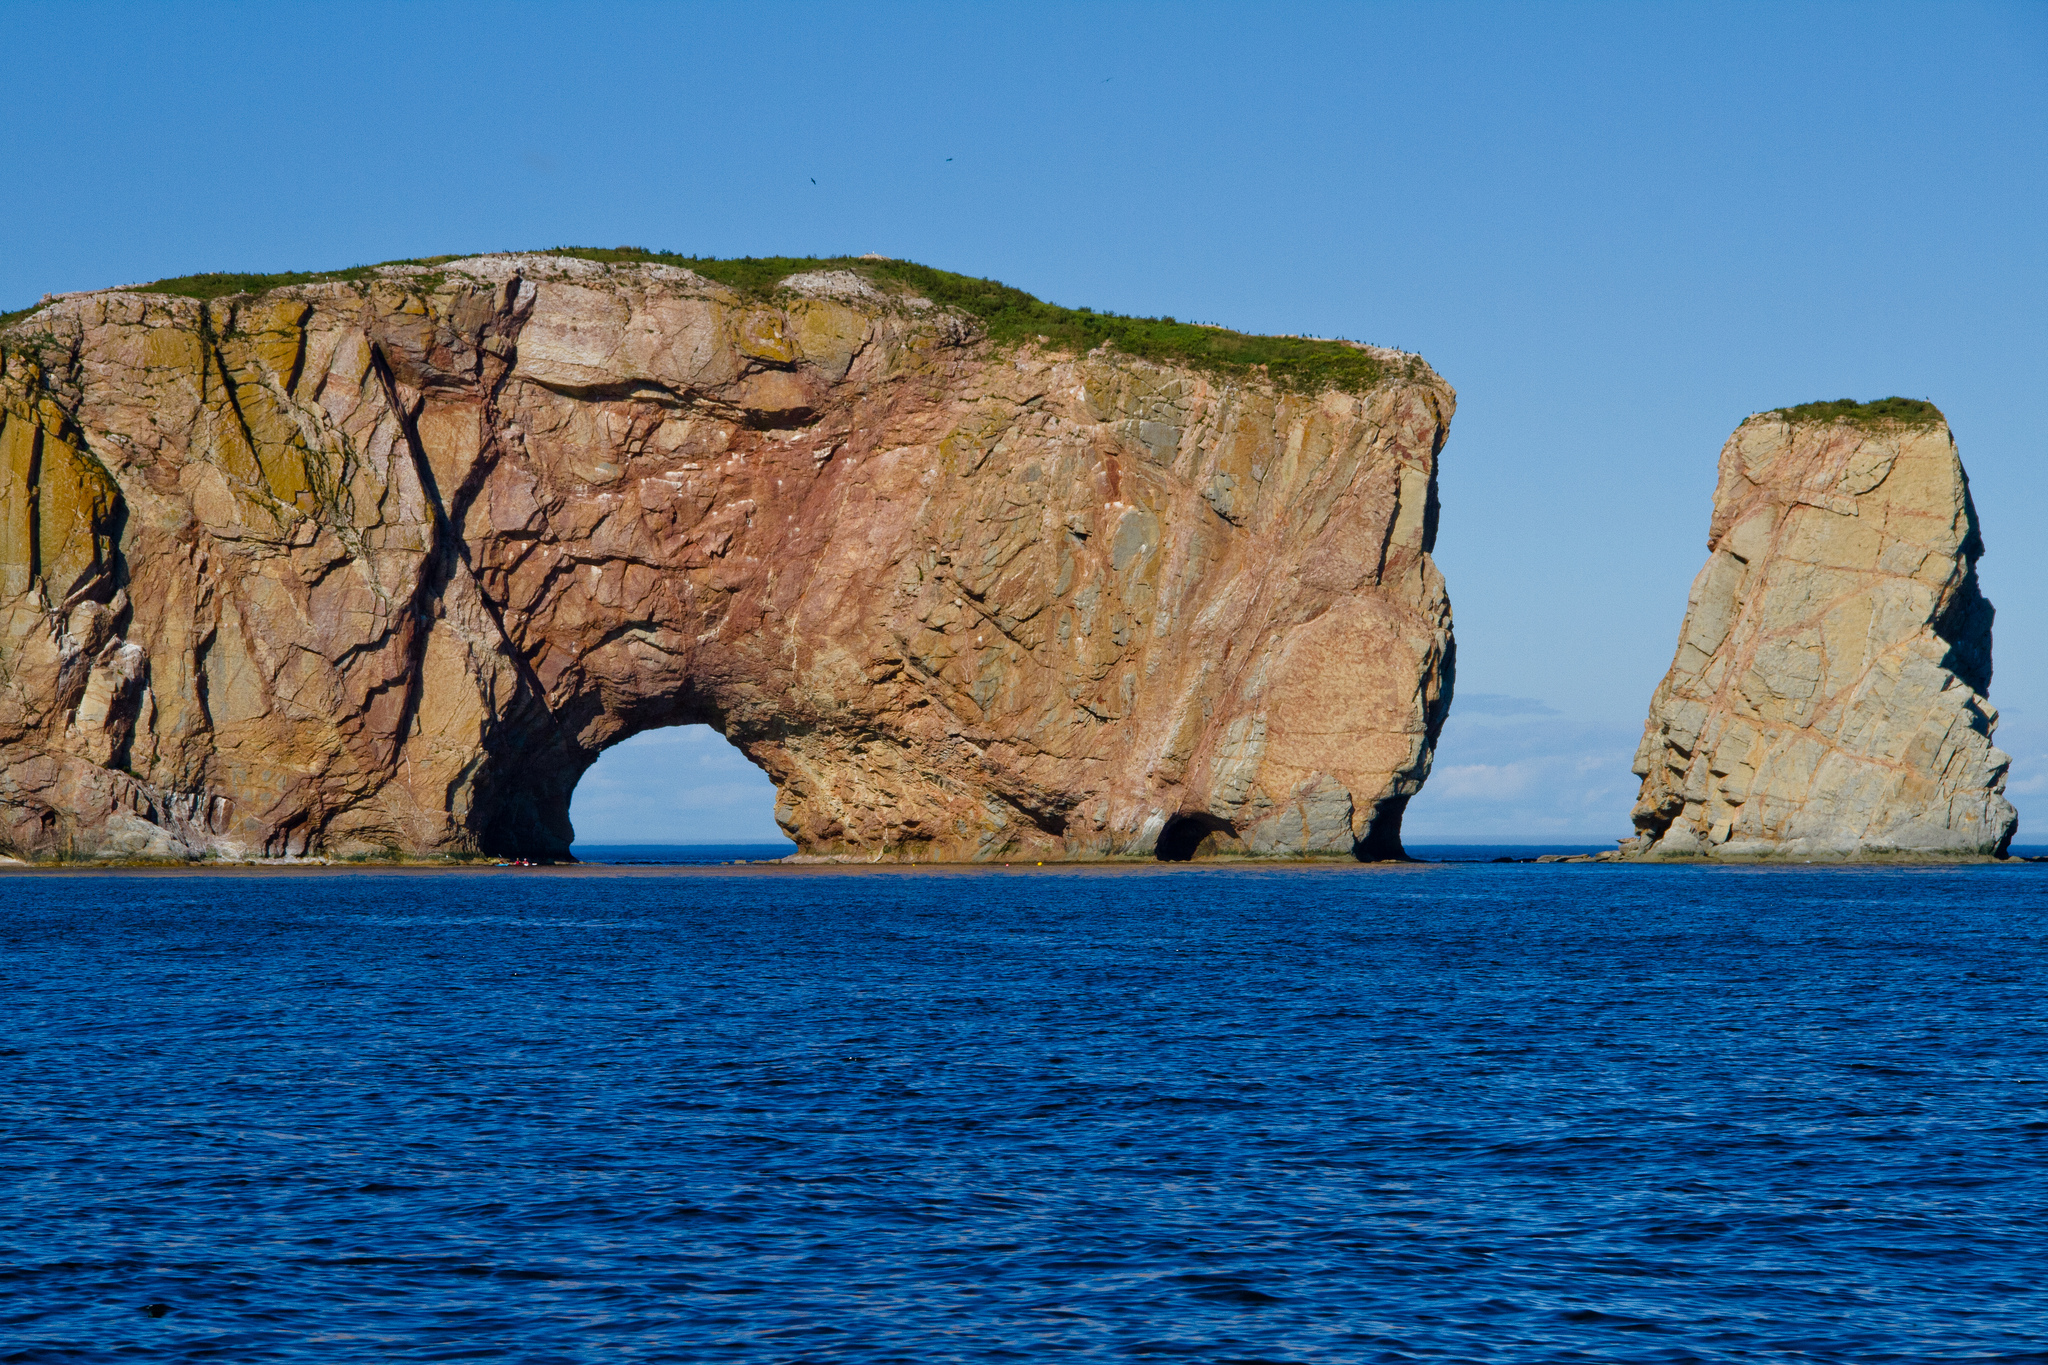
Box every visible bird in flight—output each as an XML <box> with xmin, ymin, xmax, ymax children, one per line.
<box><xmin>810</xmin><ymin>178</ymin><xmax>816</xmax><ymax>184</ymax></box>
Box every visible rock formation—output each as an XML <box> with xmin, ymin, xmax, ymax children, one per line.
<box><xmin>1627</xmin><ymin>402</ymin><xmax>2014</xmax><ymax>859</ymax></box>
<box><xmin>0</xmin><ymin>254</ymin><xmax>1455</xmax><ymax>862</ymax></box>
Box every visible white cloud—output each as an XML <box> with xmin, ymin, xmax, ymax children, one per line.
<box><xmin>1454</xmin><ymin>693</ymin><xmax>1561</xmax><ymax>717</ymax></box>
<box><xmin>1427</xmin><ymin>762</ymin><xmax>1537</xmax><ymax>800</ymax></box>
<box><xmin>2007</xmin><ymin>769</ymin><xmax>2048</xmax><ymax>797</ymax></box>
<box><xmin>1404</xmin><ymin>711</ymin><xmax>1642</xmax><ymax>842</ymax></box>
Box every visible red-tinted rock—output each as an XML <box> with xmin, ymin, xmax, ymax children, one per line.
<box><xmin>0</xmin><ymin>256</ymin><xmax>1455</xmax><ymax>862</ymax></box>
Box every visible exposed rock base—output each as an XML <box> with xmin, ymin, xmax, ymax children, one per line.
<box><xmin>1627</xmin><ymin>407</ymin><xmax>2014</xmax><ymax>860</ymax></box>
<box><xmin>0</xmin><ymin>255</ymin><xmax>1455</xmax><ymax>862</ymax></box>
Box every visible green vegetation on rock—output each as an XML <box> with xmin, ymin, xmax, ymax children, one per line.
<box><xmin>7</xmin><ymin>247</ymin><xmax>1406</xmax><ymax>394</ymax></box>
<box><xmin>131</xmin><ymin>257</ymin><xmax>464</xmax><ymax>303</ymax></box>
<box><xmin>873</xmin><ymin>259</ymin><xmax>1393</xmax><ymax>393</ymax></box>
<box><xmin>548</xmin><ymin>248</ymin><xmax>837</xmax><ymax>298</ymax></box>
<box><xmin>1773</xmin><ymin>396</ymin><xmax>1944</xmax><ymax>428</ymax></box>
<box><xmin>547</xmin><ymin>247</ymin><xmax>1394</xmax><ymax>393</ymax></box>
<box><xmin>1</xmin><ymin>257</ymin><xmax>464</xmax><ymax>337</ymax></box>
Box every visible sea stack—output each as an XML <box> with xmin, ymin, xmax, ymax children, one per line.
<box><xmin>0</xmin><ymin>253</ymin><xmax>1455</xmax><ymax>862</ymax></box>
<box><xmin>1627</xmin><ymin>400</ymin><xmax>2014</xmax><ymax>860</ymax></box>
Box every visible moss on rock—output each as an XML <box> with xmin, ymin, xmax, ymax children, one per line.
<box><xmin>1773</xmin><ymin>397</ymin><xmax>1945</xmax><ymax>428</ymax></box>
<box><xmin>7</xmin><ymin>247</ymin><xmax>1401</xmax><ymax>397</ymax></box>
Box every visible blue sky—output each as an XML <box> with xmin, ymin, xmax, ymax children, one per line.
<box><xmin>5</xmin><ymin>1</ymin><xmax>2041</xmax><ymax>845</ymax></box>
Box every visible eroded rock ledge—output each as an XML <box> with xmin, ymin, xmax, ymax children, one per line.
<box><xmin>0</xmin><ymin>254</ymin><xmax>1456</xmax><ymax>862</ymax></box>
<box><xmin>1626</xmin><ymin>404</ymin><xmax>2014</xmax><ymax>860</ymax></box>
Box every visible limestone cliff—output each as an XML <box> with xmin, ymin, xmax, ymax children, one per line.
<box><xmin>0</xmin><ymin>253</ymin><xmax>1455</xmax><ymax>861</ymax></box>
<box><xmin>1627</xmin><ymin>402</ymin><xmax>2013</xmax><ymax>860</ymax></box>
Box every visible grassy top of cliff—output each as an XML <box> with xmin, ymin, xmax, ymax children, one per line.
<box><xmin>125</xmin><ymin>257</ymin><xmax>470</xmax><ymax>303</ymax></box>
<box><xmin>1772</xmin><ymin>396</ymin><xmax>1945</xmax><ymax>428</ymax></box>
<box><xmin>0</xmin><ymin>256</ymin><xmax>468</xmax><ymax>333</ymax></box>
<box><xmin>4</xmin><ymin>248</ymin><xmax>1406</xmax><ymax>395</ymax></box>
<box><xmin>553</xmin><ymin>249</ymin><xmax>1397</xmax><ymax>392</ymax></box>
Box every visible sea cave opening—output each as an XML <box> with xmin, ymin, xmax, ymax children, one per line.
<box><xmin>566</xmin><ymin>724</ymin><xmax>795</xmax><ymax>861</ymax></box>
<box><xmin>1155</xmin><ymin>812</ymin><xmax>1234</xmax><ymax>861</ymax></box>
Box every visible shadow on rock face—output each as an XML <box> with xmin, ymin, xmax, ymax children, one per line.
<box><xmin>1155</xmin><ymin>812</ymin><xmax>1233</xmax><ymax>861</ymax></box>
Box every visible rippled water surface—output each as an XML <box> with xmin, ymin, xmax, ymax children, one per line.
<box><xmin>5</xmin><ymin>863</ymin><xmax>2047</xmax><ymax>1362</ymax></box>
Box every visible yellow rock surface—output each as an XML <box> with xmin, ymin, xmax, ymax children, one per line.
<box><xmin>1629</xmin><ymin>412</ymin><xmax>2012</xmax><ymax>859</ymax></box>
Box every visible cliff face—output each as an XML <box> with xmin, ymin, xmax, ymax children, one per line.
<box><xmin>0</xmin><ymin>254</ymin><xmax>1455</xmax><ymax>862</ymax></box>
<box><xmin>1628</xmin><ymin>408</ymin><xmax>2013</xmax><ymax>860</ymax></box>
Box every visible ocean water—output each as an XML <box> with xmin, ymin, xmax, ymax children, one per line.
<box><xmin>564</xmin><ymin>844</ymin><xmax>1618</xmax><ymax>866</ymax></box>
<box><xmin>572</xmin><ymin>844</ymin><xmax>801</xmax><ymax>866</ymax></box>
<box><xmin>4</xmin><ymin>863</ymin><xmax>2046</xmax><ymax>1363</ymax></box>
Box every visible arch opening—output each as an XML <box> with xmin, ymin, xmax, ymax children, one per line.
<box><xmin>1155</xmin><ymin>812</ymin><xmax>1234</xmax><ymax>862</ymax></box>
<box><xmin>565</xmin><ymin>723</ymin><xmax>792</xmax><ymax>859</ymax></box>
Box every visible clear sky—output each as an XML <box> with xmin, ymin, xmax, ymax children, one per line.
<box><xmin>5</xmin><ymin>1</ymin><xmax>2041</xmax><ymax>846</ymax></box>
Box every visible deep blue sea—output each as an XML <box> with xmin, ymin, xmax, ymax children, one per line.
<box><xmin>5</xmin><ymin>859</ymin><xmax>2047</xmax><ymax>1362</ymax></box>
<box><xmin>564</xmin><ymin>845</ymin><xmax>1621</xmax><ymax>866</ymax></box>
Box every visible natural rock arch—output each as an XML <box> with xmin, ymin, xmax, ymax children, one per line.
<box><xmin>0</xmin><ymin>255</ymin><xmax>1456</xmax><ymax>863</ymax></box>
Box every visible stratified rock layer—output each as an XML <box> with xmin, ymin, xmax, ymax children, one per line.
<box><xmin>1627</xmin><ymin>409</ymin><xmax>2013</xmax><ymax>860</ymax></box>
<box><xmin>0</xmin><ymin>255</ymin><xmax>1455</xmax><ymax>861</ymax></box>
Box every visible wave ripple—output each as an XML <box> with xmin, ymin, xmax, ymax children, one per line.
<box><xmin>3</xmin><ymin>863</ymin><xmax>2045</xmax><ymax>1361</ymax></box>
